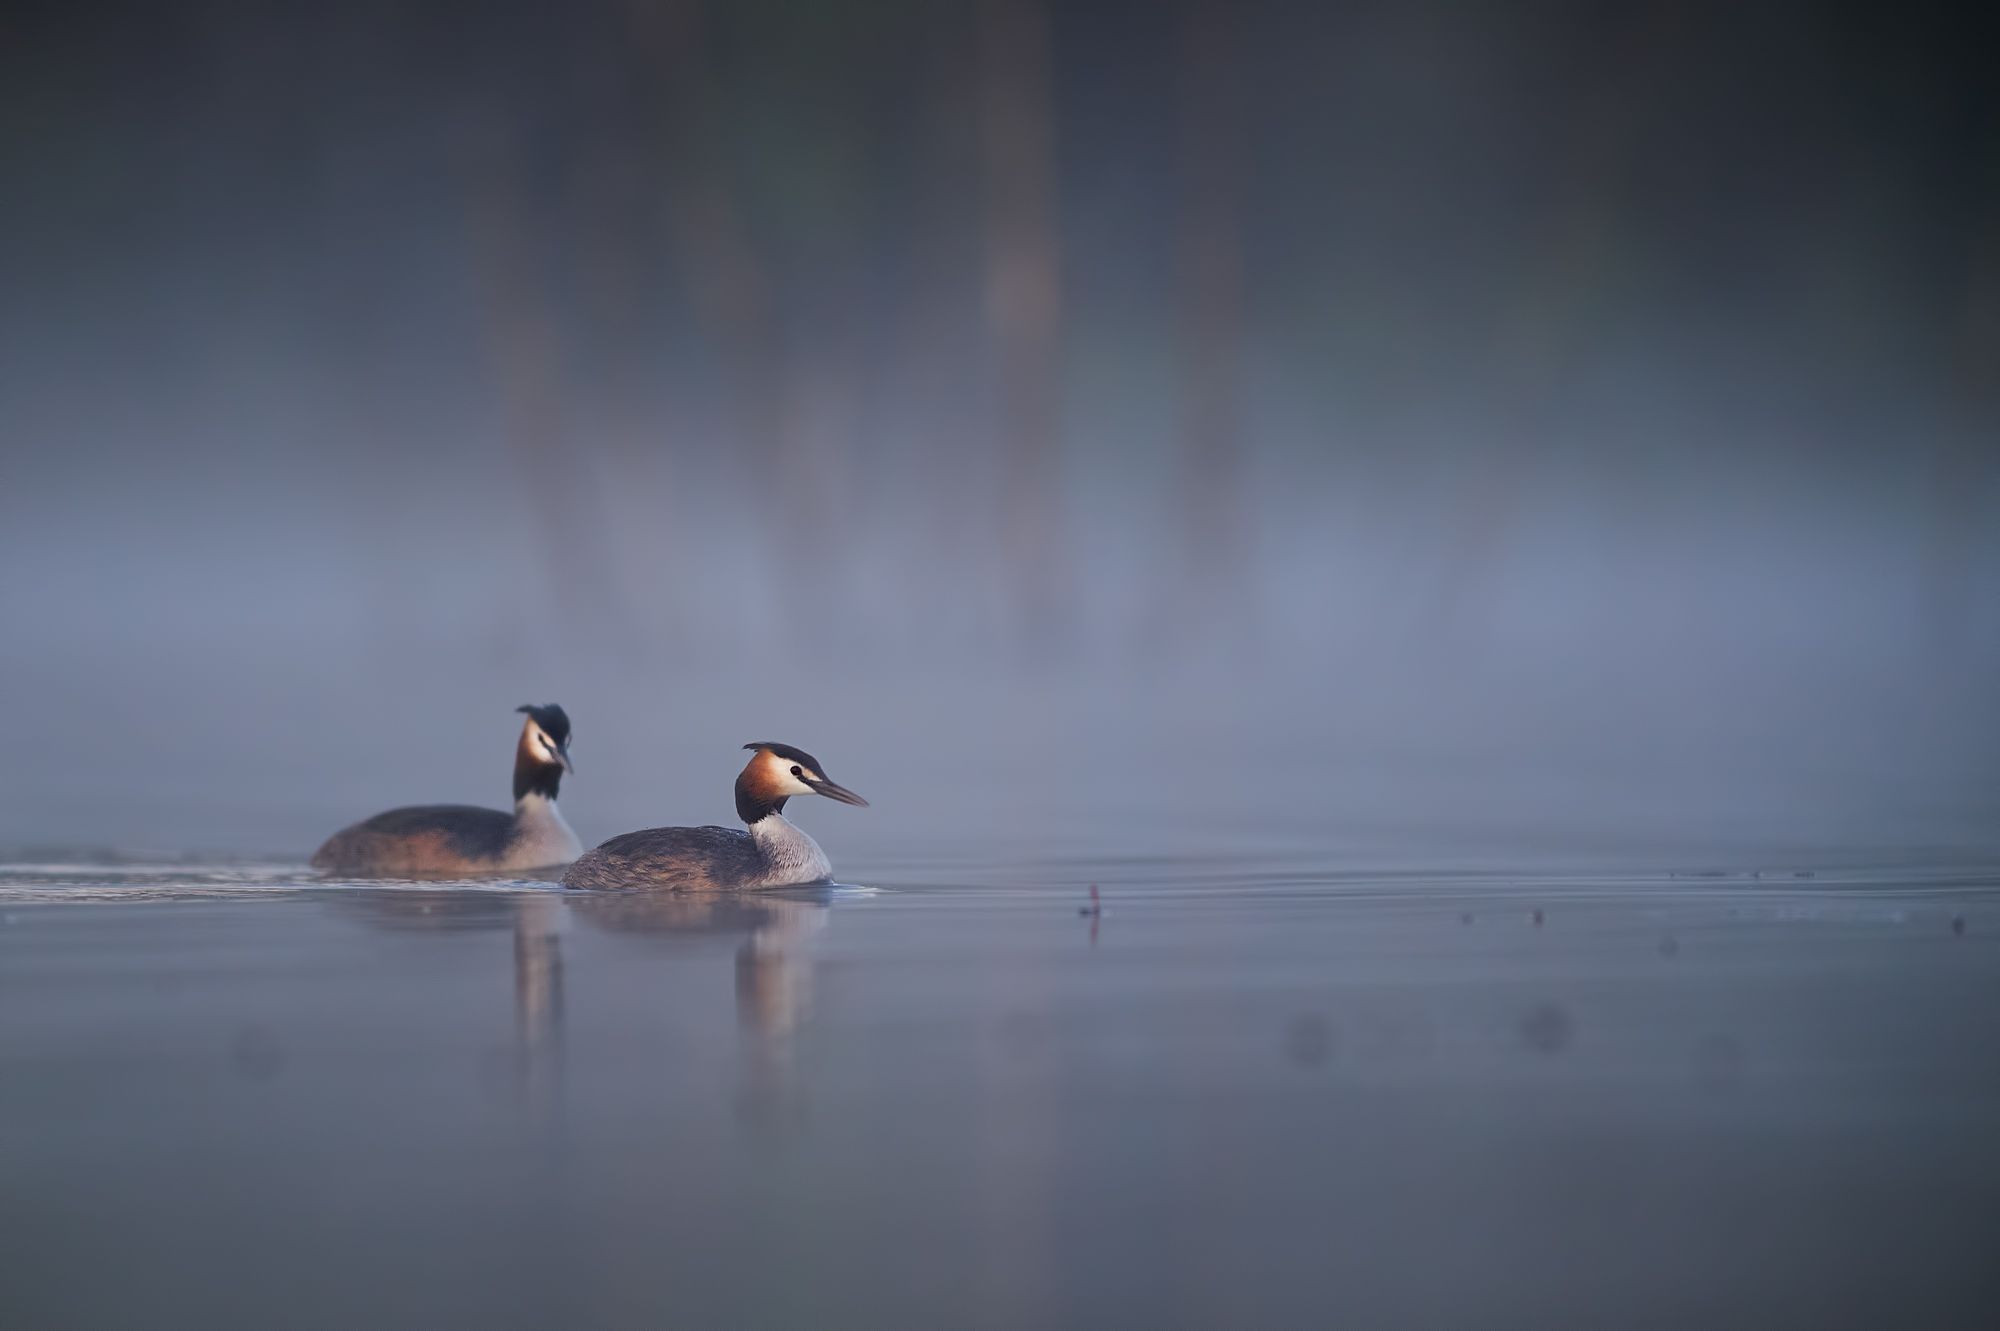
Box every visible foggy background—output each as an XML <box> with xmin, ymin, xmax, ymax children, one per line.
<box><xmin>2</xmin><ymin>0</ymin><xmax>1996</xmax><ymax>864</ymax></box>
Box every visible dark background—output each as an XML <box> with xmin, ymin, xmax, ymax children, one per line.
<box><xmin>2</xmin><ymin>0</ymin><xmax>1995</xmax><ymax>861</ymax></box>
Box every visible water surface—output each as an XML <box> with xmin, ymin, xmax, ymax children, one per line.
<box><xmin>3</xmin><ymin>852</ymin><xmax>1998</xmax><ymax>1329</ymax></box>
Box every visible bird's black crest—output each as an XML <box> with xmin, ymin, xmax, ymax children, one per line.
<box><xmin>744</xmin><ymin>741</ymin><xmax>820</xmax><ymax>772</ymax></box>
<box><xmin>518</xmin><ymin>704</ymin><xmax>571</xmax><ymax>744</ymax></box>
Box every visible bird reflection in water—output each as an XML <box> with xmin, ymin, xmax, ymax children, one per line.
<box><xmin>322</xmin><ymin>886</ymin><xmax>571</xmax><ymax>1118</ymax></box>
<box><xmin>511</xmin><ymin>891</ymin><xmax>566</xmax><ymax>1113</ymax></box>
<box><xmin>328</xmin><ymin>885</ymin><xmax>832</xmax><ymax>1125</ymax></box>
<box><xmin>569</xmin><ymin>889</ymin><xmax>832</xmax><ymax>1125</ymax></box>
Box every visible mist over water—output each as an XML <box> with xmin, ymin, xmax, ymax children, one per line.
<box><xmin>2</xmin><ymin>1</ymin><xmax>1996</xmax><ymax>862</ymax></box>
<box><xmin>7</xmin><ymin>15</ymin><xmax>2000</xmax><ymax>1329</ymax></box>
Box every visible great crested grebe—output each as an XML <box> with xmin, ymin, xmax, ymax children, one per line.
<box><xmin>311</xmin><ymin>704</ymin><xmax>582</xmax><ymax>876</ymax></box>
<box><xmin>561</xmin><ymin>742</ymin><xmax>866</xmax><ymax>892</ymax></box>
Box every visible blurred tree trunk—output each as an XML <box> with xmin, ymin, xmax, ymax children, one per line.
<box><xmin>892</xmin><ymin>7</ymin><xmax>987</xmax><ymax>647</ymax></box>
<box><xmin>1926</xmin><ymin>100</ymin><xmax>2000</xmax><ymax>657</ymax></box>
<box><xmin>977</xmin><ymin>0</ymin><xmax>1068</xmax><ymax>647</ymax></box>
<box><xmin>1162</xmin><ymin>0</ymin><xmax>1250</xmax><ymax>650</ymax></box>
<box><xmin>1416</xmin><ymin>5</ymin><xmax>1683</xmax><ymax>644</ymax></box>
<box><xmin>458</xmin><ymin>106</ymin><xmax>623</xmax><ymax>645</ymax></box>
<box><xmin>626</xmin><ymin>0</ymin><xmax>847</xmax><ymax>648</ymax></box>
<box><xmin>569</xmin><ymin>24</ymin><xmax>686</xmax><ymax>648</ymax></box>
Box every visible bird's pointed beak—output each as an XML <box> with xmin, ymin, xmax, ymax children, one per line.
<box><xmin>805</xmin><ymin>776</ymin><xmax>868</xmax><ymax>807</ymax></box>
<box><xmin>557</xmin><ymin>746</ymin><xmax>575</xmax><ymax>775</ymax></box>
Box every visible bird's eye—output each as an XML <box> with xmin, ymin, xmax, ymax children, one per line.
<box><xmin>790</xmin><ymin>765</ymin><xmax>804</xmax><ymax>777</ymax></box>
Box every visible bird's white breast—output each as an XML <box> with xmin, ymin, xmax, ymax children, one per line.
<box><xmin>750</xmin><ymin>813</ymin><xmax>833</xmax><ymax>886</ymax></box>
<box><xmin>509</xmin><ymin>795</ymin><xmax>583</xmax><ymax>869</ymax></box>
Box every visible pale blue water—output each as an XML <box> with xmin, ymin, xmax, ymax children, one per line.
<box><xmin>3</xmin><ymin>853</ymin><xmax>1999</xmax><ymax>1328</ymax></box>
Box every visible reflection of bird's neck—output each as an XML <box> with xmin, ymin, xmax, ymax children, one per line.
<box><xmin>513</xmin><ymin>897</ymin><xmax>565</xmax><ymax>1035</ymax></box>
<box><xmin>733</xmin><ymin>901</ymin><xmax>827</xmax><ymax>1124</ymax></box>
<box><xmin>736</xmin><ymin>904</ymin><xmax>823</xmax><ymax>1034</ymax></box>
<box><xmin>512</xmin><ymin>895</ymin><xmax>566</xmax><ymax>1111</ymax></box>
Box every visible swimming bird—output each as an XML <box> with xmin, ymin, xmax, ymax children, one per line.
<box><xmin>562</xmin><ymin>742</ymin><xmax>866</xmax><ymax>892</ymax></box>
<box><xmin>311</xmin><ymin>704</ymin><xmax>582</xmax><ymax>877</ymax></box>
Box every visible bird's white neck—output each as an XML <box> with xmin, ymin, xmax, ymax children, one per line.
<box><xmin>749</xmin><ymin>811</ymin><xmax>833</xmax><ymax>886</ymax></box>
<box><xmin>511</xmin><ymin>792</ymin><xmax>582</xmax><ymax>868</ymax></box>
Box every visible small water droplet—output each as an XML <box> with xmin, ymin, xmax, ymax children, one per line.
<box><xmin>1284</xmin><ymin>1013</ymin><xmax>1334</xmax><ymax>1067</ymax></box>
<box><xmin>1696</xmin><ymin>1033</ymin><xmax>1744</xmax><ymax>1090</ymax></box>
<box><xmin>229</xmin><ymin>1025</ymin><xmax>286</xmax><ymax>1081</ymax></box>
<box><xmin>1520</xmin><ymin>1003</ymin><xmax>1572</xmax><ymax>1053</ymax></box>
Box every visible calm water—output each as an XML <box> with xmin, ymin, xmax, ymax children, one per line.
<box><xmin>4</xmin><ymin>851</ymin><xmax>1999</xmax><ymax>1329</ymax></box>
